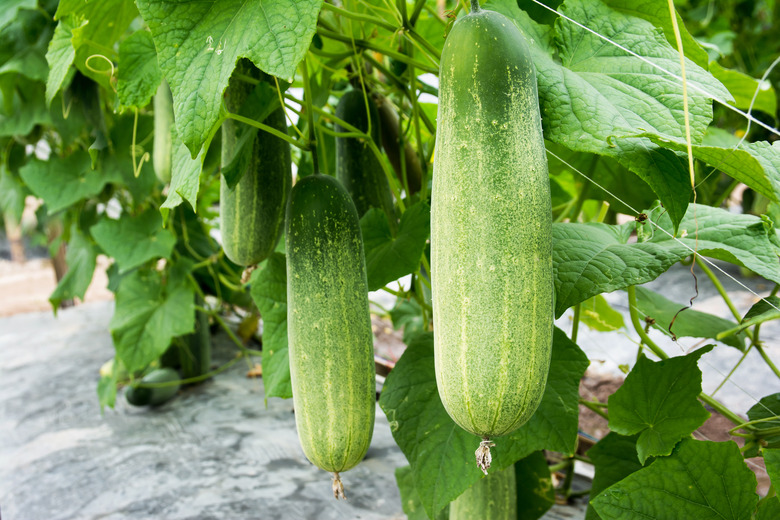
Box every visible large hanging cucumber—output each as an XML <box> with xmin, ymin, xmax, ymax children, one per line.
<box><xmin>153</xmin><ymin>80</ymin><xmax>174</xmax><ymax>184</ymax></box>
<box><xmin>220</xmin><ymin>60</ymin><xmax>291</xmax><ymax>266</ymax></box>
<box><xmin>431</xmin><ymin>2</ymin><xmax>553</xmax><ymax>474</ymax></box>
<box><xmin>286</xmin><ymin>174</ymin><xmax>376</xmax><ymax>499</ymax></box>
<box><xmin>335</xmin><ymin>89</ymin><xmax>396</xmax><ymax>230</ymax></box>
<box><xmin>449</xmin><ymin>465</ymin><xmax>518</xmax><ymax>519</ymax></box>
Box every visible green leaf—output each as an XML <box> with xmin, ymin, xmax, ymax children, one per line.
<box><xmin>97</xmin><ymin>369</ymin><xmax>117</xmax><ymax>411</ymax></box>
<box><xmin>0</xmin><ymin>77</ymin><xmax>50</xmax><ymax>137</ymax></box>
<box><xmin>91</xmin><ymin>209</ymin><xmax>176</xmax><ymax>273</ymax></box>
<box><xmin>764</xmin><ymin>449</ymin><xmax>780</xmax><ymax>488</ymax></box>
<box><xmin>580</xmin><ymin>295</ymin><xmax>625</xmax><ymax>332</ymax></box>
<box><xmin>45</xmin><ymin>19</ymin><xmax>76</xmax><ymax>106</ymax></box>
<box><xmin>514</xmin><ymin>451</ymin><xmax>555</xmax><ymax>520</ymax></box>
<box><xmin>486</xmin><ymin>0</ymin><xmax>732</xmax><ymax>229</ymax></box>
<box><xmin>747</xmin><ymin>394</ymin><xmax>780</xmax><ymax>450</ymax></box>
<box><xmin>742</xmin><ymin>141</ymin><xmax>780</xmax><ymax>201</ymax></box>
<box><xmin>757</xmin><ymin>497</ymin><xmax>780</xmax><ymax>520</ymax></box>
<box><xmin>640</xmin><ymin>132</ymin><xmax>779</xmax><ymax>203</ymax></box>
<box><xmin>592</xmin><ymin>439</ymin><xmax>758</xmax><ymax>520</ymax></box>
<box><xmin>608</xmin><ymin>346</ymin><xmax>713</xmax><ymax>463</ymax></box>
<box><xmin>62</xmin><ymin>0</ymin><xmax>138</xmax><ymax>88</ymax></box>
<box><xmin>586</xmin><ymin>433</ymin><xmax>645</xmax><ymax>520</ymax></box>
<box><xmin>0</xmin><ymin>0</ymin><xmax>37</xmax><ymax>31</ymax></box>
<box><xmin>552</xmin><ymin>203</ymin><xmax>780</xmax><ymax>316</ymax></box>
<box><xmin>0</xmin><ymin>8</ymin><xmax>51</xmax><ymax>83</ymax></box>
<box><xmin>361</xmin><ymin>202</ymin><xmax>430</xmax><ymax>291</ymax></box>
<box><xmin>19</xmin><ymin>150</ymin><xmax>121</xmax><ymax>213</ymax></box>
<box><xmin>395</xmin><ymin>465</ymin><xmax>449</xmax><ymax>520</ymax></box>
<box><xmin>716</xmin><ymin>295</ymin><xmax>780</xmax><ymax>340</ymax></box>
<box><xmin>49</xmin><ymin>223</ymin><xmax>98</xmax><ymax>311</ymax></box>
<box><xmin>0</xmin><ymin>161</ymin><xmax>28</xmax><ymax>222</ymax></box>
<box><xmin>709</xmin><ymin>61</ymin><xmax>777</xmax><ymax>116</ymax></box>
<box><xmin>116</xmin><ymin>30</ymin><xmax>161</xmax><ymax>112</ymax></box>
<box><xmin>379</xmin><ymin>329</ymin><xmax>587</xmax><ymax>518</ymax></box>
<box><xmin>601</xmin><ymin>0</ymin><xmax>709</xmax><ymax>69</ymax></box>
<box><xmin>635</xmin><ymin>286</ymin><xmax>745</xmax><ymax>350</ymax></box>
<box><xmin>136</xmin><ymin>0</ymin><xmax>323</xmax><ymax>155</ymax></box>
<box><xmin>389</xmin><ymin>297</ymin><xmax>425</xmax><ymax>345</ymax></box>
<box><xmin>249</xmin><ymin>253</ymin><xmax>291</xmax><ymax>400</ymax></box>
<box><xmin>109</xmin><ymin>262</ymin><xmax>195</xmax><ymax>373</ymax></box>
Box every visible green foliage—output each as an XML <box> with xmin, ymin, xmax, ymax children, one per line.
<box><xmin>592</xmin><ymin>439</ymin><xmax>758</xmax><ymax>519</ymax></box>
<box><xmin>3</xmin><ymin>0</ymin><xmax>779</xmax><ymax>514</ymax></box>
<box><xmin>608</xmin><ymin>347</ymin><xmax>713</xmax><ymax>463</ymax></box>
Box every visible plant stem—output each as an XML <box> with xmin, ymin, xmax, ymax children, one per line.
<box><xmin>321</xmin><ymin>2</ymin><xmax>399</xmax><ymax>33</ymax></box>
<box><xmin>579</xmin><ymin>398</ymin><xmax>609</xmax><ymax>420</ymax></box>
<box><xmin>225</xmin><ymin>112</ymin><xmax>307</xmax><ymax>151</ymax></box>
<box><xmin>755</xmin><ymin>343</ymin><xmax>780</xmax><ymax>379</ymax></box>
<box><xmin>571</xmin><ymin>303</ymin><xmax>581</xmax><ymax>343</ymax></box>
<box><xmin>300</xmin><ymin>58</ymin><xmax>319</xmax><ymax>174</ymax></box>
<box><xmin>711</xmin><ymin>344</ymin><xmax>752</xmax><ymax>396</ymax></box>
<box><xmin>212</xmin><ymin>312</ymin><xmax>263</xmax><ymax>357</ymax></box>
<box><xmin>712</xmin><ymin>178</ymin><xmax>740</xmax><ymax>208</ymax></box>
<box><xmin>470</xmin><ymin>0</ymin><xmax>481</xmax><ymax>12</ymax></box>
<box><xmin>627</xmin><ymin>286</ymin><xmax>667</xmax><ymax>360</ymax></box>
<box><xmin>695</xmin><ymin>256</ymin><xmax>741</xmax><ymax>322</ymax></box>
<box><xmin>316</xmin><ymin>28</ymin><xmax>438</xmax><ymax>74</ymax></box>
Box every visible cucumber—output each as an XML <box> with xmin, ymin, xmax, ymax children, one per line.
<box><xmin>376</xmin><ymin>95</ymin><xmax>423</xmax><ymax>196</ymax></box>
<box><xmin>125</xmin><ymin>368</ymin><xmax>180</xmax><ymax>407</ymax></box>
<box><xmin>335</xmin><ymin>89</ymin><xmax>396</xmax><ymax>229</ymax></box>
<box><xmin>431</xmin><ymin>4</ymin><xmax>553</xmax><ymax>473</ymax></box>
<box><xmin>220</xmin><ymin>60</ymin><xmax>291</xmax><ymax>266</ymax></box>
<box><xmin>286</xmin><ymin>174</ymin><xmax>376</xmax><ymax>499</ymax></box>
<box><xmin>153</xmin><ymin>80</ymin><xmax>174</xmax><ymax>184</ymax></box>
<box><xmin>449</xmin><ymin>465</ymin><xmax>518</xmax><ymax>520</ymax></box>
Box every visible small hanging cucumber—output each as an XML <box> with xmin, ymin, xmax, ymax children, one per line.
<box><xmin>375</xmin><ymin>94</ymin><xmax>423</xmax><ymax>196</ymax></box>
<box><xmin>220</xmin><ymin>60</ymin><xmax>291</xmax><ymax>266</ymax></box>
<box><xmin>286</xmin><ymin>174</ymin><xmax>376</xmax><ymax>499</ymax></box>
<box><xmin>153</xmin><ymin>80</ymin><xmax>174</xmax><ymax>184</ymax></box>
<box><xmin>335</xmin><ymin>89</ymin><xmax>396</xmax><ymax>230</ymax></box>
<box><xmin>449</xmin><ymin>465</ymin><xmax>518</xmax><ymax>520</ymax></box>
<box><xmin>125</xmin><ymin>368</ymin><xmax>180</xmax><ymax>407</ymax></box>
<box><xmin>431</xmin><ymin>2</ymin><xmax>553</xmax><ymax>474</ymax></box>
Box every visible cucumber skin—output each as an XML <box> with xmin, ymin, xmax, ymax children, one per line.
<box><xmin>286</xmin><ymin>174</ymin><xmax>376</xmax><ymax>473</ymax></box>
<box><xmin>335</xmin><ymin>90</ymin><xmax>396</xmax><ymax>227</ymax></box>
<box><xmin>449</xmin><ymin>465</ymin><xmax>518</xmax><ymax>520</ymax></box>
<box><xmin>153</xmin><ymin>80</ymin><xmax>174</xmax><ymax>184</ymax></box>
<box><xmin>125</xmin><ymin>368</ymin><xmax>180</xmax><ymax>407</ymax></box>
<box><xmin>220</xmin><ymin>61</ymin><xmax>291</xmax><ymax>266</ymax></box>
<box><xmin>431</xmin><ymin>9</ymin><xmax>553</xmax><ymax>438</ymax></box>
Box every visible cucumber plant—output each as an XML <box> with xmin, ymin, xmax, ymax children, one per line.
<box><xmin>3</xmin><ymin>0</ymin><xmax>780</xmax><ymax>517</ymax></box>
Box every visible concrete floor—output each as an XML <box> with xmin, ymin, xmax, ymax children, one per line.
<box><xmin>0</xmin><ymin>301</ymin><xmax>588</xmax><ymax>520</ymax></box>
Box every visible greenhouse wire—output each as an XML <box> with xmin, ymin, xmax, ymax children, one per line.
<box><xmin>528</xmin><ymin>0</ymin><xmax>780</xmax><ymax>139</ymax></box>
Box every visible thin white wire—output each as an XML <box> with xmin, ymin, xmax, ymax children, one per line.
<box><xmin>529</xmin><ymin>0</ymin><xmax>780</xmax><ymax>139</ymax></box>
<box><xmin>546</xmin><ymin>147</ymin><xmax>780</xmax><ymax>317</ymax></box>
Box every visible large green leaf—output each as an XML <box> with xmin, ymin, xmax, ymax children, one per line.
<box><xmin>486</xmin><ymin>0</ymin><xmax>732</xmax><ymax>229</ymax></box>
<box><xmin>0</xmin><ymin>160</ymin><xmax>28</xmax><ymax>222</ymax></box>
<box><xmin>19</xmin><ymin>150</ymin><xmax>121</xmax><ymax>213</ymax></box>
<box><xmin>379</xmin><ymin>329</ymin><xmax>587</xmax><ymax>518</ymax></box>
<box><xmin>591</xmin><ymin>439</ymin><xmax>758</xmax><ymax>520</ymax></box>
<box><xmin>91</xmin><ymin>209</ymin><xmax>176</xmax><ymax>273</ymax></box>
<box><xmin>601</xmin><ymin>0</ymin><xmax>709</xmax><ymax>69</ymax></box>
<box><xmin>361</xmin><ymin>202</ymin><xmax>430</xmax><ymax>291</ymax></box>
<box><xmin>586</xmin><ymin>433</ymin><xmax>645</xmax><ymax>520</ymax></box>
<box><xmin>109</xmin><ymin>262</ymin><xmax>195</xmax><ymax>373</ymax></box>
<box><xmin>161</xmin><ymin>131</ymin><xmax>205</xmax><ymax>211</ymax></box>
<box><xmin>0</xmin><ymin>78</ymin><xmax>49</xmax><ymax>137</ymax></box>
<box><xmin>608</xmin><ymin>346</ymin><xmax>713</xmax><ymax>464</ymax></box>
<box><xmin>249</xmin><ymin>253</ymin><xmax>291</xmax><ymax>400</ymax></box>
<box><xmin>395</xmin><ymin>465</ymin><xmax>449</xmax><ymax>520</ymax></box>
<box><xmin>49</xmin><ymin>223</ymin><xmax>98</xmax><ymax>311</ymax></box>
<box><xmin>635</xmin><ymin>286</ymin><xmax>746</xmax><ymax>350</ymax></box>
<box><xmin>579</xmin><ymin>294</ymin><xmax>625</xmax><ymax>332</ymax></box>
<box><xmin>135</xmin><ymin>0</ymin><xmax>323</xmax><ymax>156</ymax></box>
<box><xmin>116</xmin><ymin>30</ymin><xmax>161</xmax><ymax>112</ymax></box>
<box><xmin>757</xmin><ymin>498</ymin><xmax>780</xmax><ymax>520</ymax></box>
<box><xmin>765</xmin><ymin>449</ymin><xmax>780</xmax><ymax>489</ymax></box>
<box><xmin>552</xmin><ymin>203</ymin><xmax>780</xmax><ymax>316</ymax></box>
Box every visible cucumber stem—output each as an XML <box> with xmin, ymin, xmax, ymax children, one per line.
<box><xmin>470</xmin><ymin>0</ymin><xmax>481</xmax><ymax>13</ymax></box>
<box><xmin>332</xmin><ymin>472</ymin><xmax>346</xmax><ymax>500</ymax></box>
<box><xmin>475</xmin><ymin>437</ymin><xmax>495</xmax><ymax>475</ymax></box>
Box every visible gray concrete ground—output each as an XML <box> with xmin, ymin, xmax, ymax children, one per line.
<box><xmin>0</xmin><ymin>302</ymin><xmax>587</xmax><ymax>520</ymax></box>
